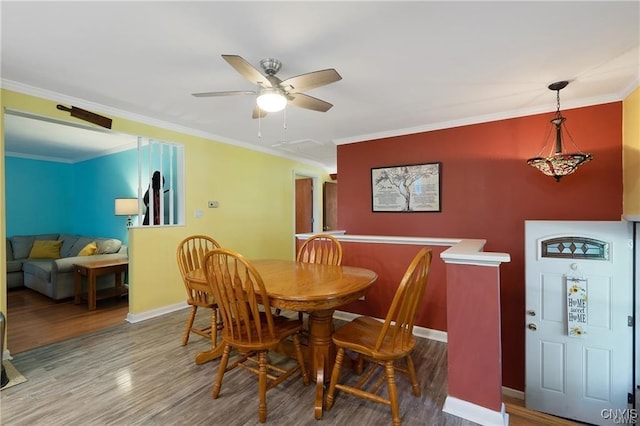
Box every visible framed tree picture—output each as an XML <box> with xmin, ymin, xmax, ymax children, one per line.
<box><xmin>371</xmin><ymin>162</ymin><xmax>441</xmax><ymax>212</ymax></box>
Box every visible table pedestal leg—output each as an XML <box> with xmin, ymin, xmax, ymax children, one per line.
<box><xmin>307</xmin><ymin>309</ymin><xmax>335</xmax><ymax>420</ymax></box>
<box><xmin>195</xmin><ymin>342</ymin><xmax>225</xmax><ymax>364</ymax></box>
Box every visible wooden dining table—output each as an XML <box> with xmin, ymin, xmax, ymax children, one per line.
<box><xmin>185</xmin><ymin>258</ymin><xmax>378</xmax><ymax>419</ymax></box>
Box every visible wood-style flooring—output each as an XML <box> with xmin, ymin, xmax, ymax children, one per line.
<box><xmin>6</xmin><ymin>287</ymin><xmax>129</xmax><ymax>354</ymax></box>
<box><xmin>2</xmin><ymin>289</ymin><xmax>580</xmax><ymax>426</ymax></box>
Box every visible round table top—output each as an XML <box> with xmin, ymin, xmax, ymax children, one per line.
<box><xmin>186</xmin><ymin>259</ymin><xmax>378</xmax><ymax>311</ymax></box>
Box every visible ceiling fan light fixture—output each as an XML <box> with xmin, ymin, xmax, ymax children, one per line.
<box><xmin>257</xmin><ymin>88</ymin><xmax>287</xmax><ymax>112</ymax></box>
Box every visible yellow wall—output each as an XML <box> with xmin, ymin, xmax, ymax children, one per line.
<box><xmin>1</xmin><ymin>89</ymin><xmax>330</xmax><ymax>318</ymax></box>
<box><xmin>623</xmin><ymin>86</ymin><xmax>640</xmax><ymax>215</ymax></box>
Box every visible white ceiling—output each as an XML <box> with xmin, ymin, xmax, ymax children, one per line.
<box><xmin>2</xmin><ymin>1</ymin><xmax>639</xmax><ymax>171</ymax></box>
<box><xmin>4</xmin><ymin>111</ymin><xmax>138</xmax><ymax>163</ymax></box>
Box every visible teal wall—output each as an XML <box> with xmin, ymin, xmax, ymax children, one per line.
<box><xmin>5</xmin><ymin>148</ymin><xmax>138</xmax><ymax>244</ymax></box>
<box><xmin>5</xmin><ymin>157</ymin><xmax>74</xmax><ymax>235</ymax></box>
<box><xmin>72</xmin><ymin>148</ymin><xmax>139</xmax><ymax>242</ymax></box>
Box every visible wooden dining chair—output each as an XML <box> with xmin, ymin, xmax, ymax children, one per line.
<box><xmin>176</xmin><ymin>234</ymin><xmax>221</xmax><ymax>346</ymax></box>
<box><xmin>280</xmin><ymin>233</ymin><xmax>344</xmax><ymax>324</ymax></box>
<box><xmin>325</xmin><ymin>247</ymin><xmax>433</xmax><ymax>426</ymax></box>
<box><xmin>203</xmin><ymin>248</ymin><xmax>309</xmax><ymax>423</ymax></box>
<box><xmin>296</xmin><ymin>233</ymin><xmax>343</xmax><ymax>265</ymax></box>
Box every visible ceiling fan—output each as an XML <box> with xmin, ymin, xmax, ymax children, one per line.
<box><xmin>192</xmin><ymin>54</ymin><xmax>342</xmax><ymax>118</ymax></box>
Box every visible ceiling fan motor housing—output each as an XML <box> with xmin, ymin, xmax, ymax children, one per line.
<box><xmin>260</xmin><ymin>58</ymin><xmax>282</xmax><ymax>75</ymax></box>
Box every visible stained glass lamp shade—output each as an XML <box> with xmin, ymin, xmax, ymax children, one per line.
<box><xmin>527</xmin><ymin>81</ymin><xmax>593</xmax><ymax>182</ymax></box>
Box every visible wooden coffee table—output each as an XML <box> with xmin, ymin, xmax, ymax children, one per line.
<box><xmin>74</xmin><ymin>259</ymin><xmax>129</xmax><ymax>310</ymax></box>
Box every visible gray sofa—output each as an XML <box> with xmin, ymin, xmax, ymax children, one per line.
<box><xmin>6</xmin><ymin>233</ymin><xmax>128</xmax><ymax>300</ymax></box>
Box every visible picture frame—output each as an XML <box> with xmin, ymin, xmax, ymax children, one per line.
<box><xmin>371</xmin><ymin>162</ymin><xmax>441</xmax><ymax>212</ymax></box>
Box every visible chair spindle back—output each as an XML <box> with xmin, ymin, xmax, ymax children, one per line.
<box><xmin>176</xmin><ymin>235</ymin><xmax>220</xmax><ymax>304</ymax></box>
<box><xmin>203</xmin><ymin>248</ymin><xmax>275</xmax><ymax>345</ymax></box>
<box><xmin>297</xmin><ymin>234</ymin><xmax>343</xmax><ymax>265</ymax></box>
<box><xmin>375</xmin><ymin>247</ymin><xmax>432</xmax><ymax>351</ymax></box>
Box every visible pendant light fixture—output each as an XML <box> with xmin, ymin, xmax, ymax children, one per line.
<box><xmin>527</xmin><ymin>81</ymin><xmax>593</xmax><ymax>182</ymax></box>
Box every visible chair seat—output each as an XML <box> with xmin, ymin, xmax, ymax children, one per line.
<box><xmin>222</xmin><ymin>315</ymin><xmax>303</xmax><ymax>352</ymax></box>
<box><xmin>332</xmin><ymin>316</ymin><xmax>416</xmax><ymax>360</ymax></box>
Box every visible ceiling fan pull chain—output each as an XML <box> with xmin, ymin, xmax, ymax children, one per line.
<box><xmin>258</xmin><ymin>110</ymin><xmax>262</xmax><ymax>138</ymax></box>
<box><xmin>283</xmin><ymin>107</ymin><xmax>287</xmax><ymax>130</ymax></box>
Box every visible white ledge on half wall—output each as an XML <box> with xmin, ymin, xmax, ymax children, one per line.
<box><xmin>295</xmin><ymin>232</ymin><xmax>511</xmax><ymax>267</ymax></box>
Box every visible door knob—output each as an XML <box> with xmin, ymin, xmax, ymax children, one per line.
<box><xmin>527</xmin><ymin>323</ymin><xmax>537</xmax><ymax>331</ymax></box>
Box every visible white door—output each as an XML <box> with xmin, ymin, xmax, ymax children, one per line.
<box><xmin>525</xmin><ymin>220</ymin><xmax>633</xmax><ymax>425</ymax></box>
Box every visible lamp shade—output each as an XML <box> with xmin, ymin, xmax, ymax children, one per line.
<box><xmin>256</xmin><ymin>88</ymin><xmax>287</xmax><ymax>112</ymax></box>
<box><xmin>527</xmin><ymin>153</ymin><xmax>593</xmax><ymax>181</ymax></box>
<box><xmin>115</xmin><ymin>198</ymin><xmax>138</xmax><ymax>216</ymax></box>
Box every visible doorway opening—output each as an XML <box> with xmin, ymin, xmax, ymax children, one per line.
<box><xmin>293</xmin><ymin>171</ymin><xmax>321</xmax><ymax>237</ymax></box>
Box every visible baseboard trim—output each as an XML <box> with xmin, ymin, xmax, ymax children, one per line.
<box><xmin>443</xmin><ymin>396</ymin><xmax>508</xmax><ymax>426</ymax></box>
<box><xmin>501</xmin><ymin>388</ymin><xmax>580</xmax><ymax>425</ymax></box>
<box><xmin>502</xmin><ymin>386</ymin><xmax>524</xmax><ymax>400</ymax></box>
<box><xmin>333</xmin><ymin>310</ymin><xmax>448</xmax><ymax>342</ymax></box>
<box><xmin>126</xmin><ymin>301</ymin><xmax>188</xmax><ymax>323</ymax></box>
<box><xmin>504</xmin><ymin>402</ymin><xmax>579</xmax><ymax>425</ymax></box>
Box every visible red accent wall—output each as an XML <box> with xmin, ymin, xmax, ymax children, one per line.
<box><xmin>339</xmin><ymin>242</ymin><xmax>448</xmax><ymax>331</ymax></box>
<box><xmin>336</xmin><ymin>102</ymin><xmax>623</xmax><ymax>391</ymax></box>
<box><xmin>447</xmin><ymin>263</ymin><xmax>503</xmax><ymax>411</ymax></box>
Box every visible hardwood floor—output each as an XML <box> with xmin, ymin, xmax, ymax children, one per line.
<box><xmin>2</xmin><ymin>308</ymin><xmax>477</xmax><ymax>426</ymax></box>
<box><xmin>3</xmin><ymin>291</ymin><xmax>581</xmax><ymax>425</ymax></box>
<box><xmin>504</xmin><ymin>396</ymin><xmax>584</xmax><ymax>426</ymax></box>
<box><xmin>6</xmin><ymin>287</ymin><xmax>129</xmax><ymax>354</ymax></box>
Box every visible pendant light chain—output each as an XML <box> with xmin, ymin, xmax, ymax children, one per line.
<box><xmin>554</xmin><ymin>85</ymin><xmax>587</xmax><ymax>155</ymax></box>
<box><xmin>561</xmin><ymin>120</ymin><xmax>588</xmax><ymax>155</ymax></box>
<box><xmin>532</xmin><ymin>121</ymin><xmax>554</xmax><ymax>158</ymax></box>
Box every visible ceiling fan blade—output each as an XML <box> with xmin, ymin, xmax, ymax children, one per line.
<box><xmin>222</xmin><ymin>54</ymin><xmax>271</xmax><ymax>87</ymax></box>
<box><xmin>252</xmin><ymin>105</ymin><xmax>268</xmax><ymax>119</ymax></box>
<box><xmin>192</xmin><ymin>90</ymin><xmax>255</xmax><ymax>97</ymax></box>
<box><xmin>280</xmin><ymin>69</ymin><xmax>342</xmax><ymax>93</ymax></box>
<box><xmin>288</xmin><ymin>93</ymin><xmax>334</xmax><ymax>112</ymax></box>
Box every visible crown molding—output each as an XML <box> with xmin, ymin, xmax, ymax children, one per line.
<box><xmin>1</xmin><ymin>79</ymin><xmax>330</xmax><ymax>171</ymax></box>
<box><xmin>333</xmin><ymin>92</ymin><xmax>624</xmax><ymax>146</ymax></box>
